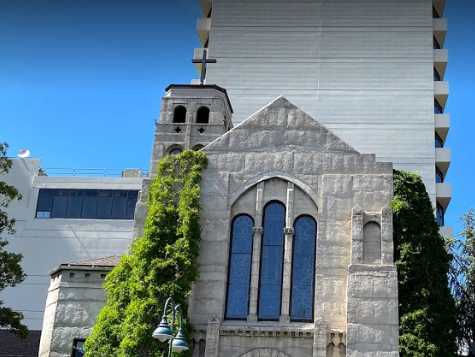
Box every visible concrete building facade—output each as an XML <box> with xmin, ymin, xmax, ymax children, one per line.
<box><xmin>0</xmin><ymin>159</ymin><xmax>143</xmax><ymax>338</ymax></box>
<box><xmin>194</xmin><ymin>0</ymin><xmax>451</xmax><ymax>230</ymax></box>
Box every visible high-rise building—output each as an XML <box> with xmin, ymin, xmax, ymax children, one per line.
<box><xmin>195</xmin><ymin>0</ymin><xmax>451</xmax><ymax>231</ymax></box>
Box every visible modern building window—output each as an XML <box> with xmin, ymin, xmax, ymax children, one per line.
<box><xmin>433</xmin><ymin>7</ymin><xmax>441</xmax><ymax>18</ymax></box>
<box><xmin>258</xmin><ymin>201</ymin><xmax>285</xmax><ymax>320</ymax></box>
<box><xmin>36</xmin><ymin>189</ymin><xmax>138</xmax><ymax>220</ymax></box>
<box><xmin>434</xmin><ymin>99</ymin><xmax>444</xmax><ymax>114</ymax></box>
<box><xmin>290</xmin><ymin>215</ymin><xmax>316</xmax><ymax>322</ymax></box>
<box><xmin>433</xmin><ymin>36</ymin><xmax>441</xmax><ymax>49</ymax></box>
<box><xmin>436</xmin><ymin>204</ymin><xmax>445</xmax><ymax>227</ymax></box>
<box><xmin>225</xmin><ymin>215</ymin><xmax>254</xmax><ymax>320</ymax></box>
<box><xmin>434</xmin><ymin>68</ymin><xmax>441</xmax><ymax>81</ymax></box>
<box><xmin>363</xmin><ymin>222</ymin><xmax>382</xmax><ymax>264</ymax></box>
<box><xmin>72</xmin><ymin>338</ymin><xmax>85</xmax><ymax>357</ymax></box>
<box><xmin>435</xmin><ymin>133</ymin><xmax>444</xmax><ymax>148</ymax></box>
<box><xmin>196</xmin><ymin>106</ymin><xmax>210</xmax><ymax>124</ymax></box>
<box><xmin>436</xmin><ymin>167</ymin><xmax>445</xmax><ymax>183</ymax></box>
<box><xmin>173</xmin><ymin>106</ymin><xmax>187</xmax><ymax>123</ymax></box>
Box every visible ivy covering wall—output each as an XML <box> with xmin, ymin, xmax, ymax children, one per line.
<box><xmin>84</xmin><ymin>151</ymin><xmax>207</xmax><ymax>357</ymax></box>
<box><xmin>393</xmin><ymin>170</ymin><xmax>458</xmax><ymax>356</ymax></box>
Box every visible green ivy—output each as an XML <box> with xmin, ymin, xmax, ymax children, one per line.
<box><xmin>85</xmin><ymin>150</ymin><xmax>207</xmax><ymax>357</ymax></box>
<box><xmin>393</xmin><ymin>170</ymin><xmax>458</xmax><ymax>356</ymax></box>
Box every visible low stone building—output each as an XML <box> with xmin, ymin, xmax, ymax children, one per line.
<box><xmin>39</xmin><ymin>85</ymin><xmax>399</xmax><ymax>357</ymax></box>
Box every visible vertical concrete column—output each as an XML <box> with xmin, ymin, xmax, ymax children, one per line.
<box><xmin>351</xmin><ymin>208</ymin><xmax>364</xmax><ymax>265</ymax></box>
<box><xmin>248</xmin><ymin>182</ymin><xmax>265</xmax><ymax>322</ymax></box>
<box><xmin>204</xmin><ymin>317</ymin><xmax>220</xmax><ymax>357</ymax></box>
<box><xmin>381</xmin><ymin>207</ymin><xmax>394</xmax><ymax>265</ymax></box>
<box><xmin>280</xmin><ymin>182</ymin><xmax>295</xmax><ymax>322</ymax></box>
<box><xmin>312</xmin><ymin>321</ymin><xmax>328</xmax><ymax>357</ymax></box>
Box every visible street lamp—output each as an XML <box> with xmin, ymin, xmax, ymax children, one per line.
<box><xmin>152</xmin><ymin>297</ymin><xmax>189</xmax><ymax>356</ymax></box>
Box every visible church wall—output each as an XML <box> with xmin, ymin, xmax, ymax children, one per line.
<box><xmin>188</xmin><ymin>100</ymin><xmax>398</xmax><ymax>356</ymax></box>
<box><xmin>205</xmin><ymin>0</ymin><xmax>438</xmax><ymax>205</ymax></box>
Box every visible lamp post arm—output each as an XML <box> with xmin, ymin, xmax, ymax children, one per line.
<box><xmin>161</xmin><ymin>297</ymin><xmax>174</xmax><ymax>321</ymax></box>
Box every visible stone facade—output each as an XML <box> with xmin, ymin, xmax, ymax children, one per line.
<box><xmin>187</xmin><ymin>96</ymin><xmax>399</xmax><ymax>356</ymax></box>
<box><xmin>39</xmin><ymin>87</ymin><xmax>399</xmax><ymax>357</ymax></box>
<box><xmin>38</xmin><ymin>257</ymin><xmax>119</xmax><ymax>357</ymax></box>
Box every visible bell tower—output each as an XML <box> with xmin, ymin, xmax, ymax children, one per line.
<box><xmin>150</xmin><ymin>84</ymin><xmax>234</xmax><ymax>175</ymax></box>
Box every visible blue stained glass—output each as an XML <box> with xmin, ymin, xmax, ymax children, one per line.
<box><xmin>258</xmin><ymin>202</ymin><xmax>285</xmax><ymax>320</ymax></box>
<box><xmin>291</xmin><ymin>216</ymin><xmax>317</xmax><ymax>322</ymax></box>
<box><xmin>225</xmin><ymin>215</ymin><xmax>254</xmax><ymax>320</ymax></box>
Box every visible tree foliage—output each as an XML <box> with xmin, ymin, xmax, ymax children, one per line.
<box><xmin>393</xmin><ymin>170</ymin><xmax>457</xmax><ymax>356</ymax></box>
<box><xmin>85</xmin><ymin>150</ymin><xmax>207</xmax><ymax>357</ymax></box>
<box><xmin>450</xmin><ymin>210</ymin><xmax>475</xmax><ymax>356</ymax></box>
<box><xmin>0</xmin><ymin>143</ymin><xmax>27</xmax><ymax>337</ymax></box>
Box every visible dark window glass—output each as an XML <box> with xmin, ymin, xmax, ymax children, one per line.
<box><xmin>436</xmin><ymin>167</ymin><xmax>444</xmax><ymax>183</ymax></box>
<box><xmin>126</xmin><ymin>191</ymin><xmax>138</xmax><ymax>219</ymax></box>
<box><xmin>168</xmin><ymin>146</ymin><xmax>183</xmax><ymax>156</ymax></box>
<box><xmin>82</xmin><ymin>190</ymin><xmax>98</xmax><ymax>219</ymax></box>
<box><xmin>173</xmin><ymin>106</ymin><xmax>187</xmax><ymax>123</ymax></box>
<box><xmin>36</xmin><ymin>190</ymin><xmax>53</xmax><ymax>218</ymax></box>
<box><xmin>435</xmin><ymin>133</ymin><xmax>444</xmax><ymax>148</ymax></box>
<box><xmin>35</xmin><ymin>189</ymin><xmax>138</xmax><ymax>220</ymax></box>
<box><xmin>225</xmin><ymin>215</ymin><xmax>254</xmax><ymax>320</ymax></box>
<box><xmin>96</xmin><ymin>191</ymin><xmax>113</xmax><ymax>219</ymax></box>
<box><xmin>290</xmin><ymin>215</ymin><xmax>317</xmax><ymax>322</ymax></box>
<box><xmin>437</xmin><ymin>204</ymin><xmax>445</xmax><ymax>226</ymax></box>
<box><xmin>68</xmin><ymin>191</ymin><xmax>83</xmax><ymax>218</ymax></box>
<box><xmin>434</xmin><ymin>99</ymin><xmax>444</xmax><ymax>114</ymax></box>
<box><xmin>258</xmin><ymin>201</ymin><xmax>285</xmax><ymax>320</ymax></box>
<box><xmin>52</xmin><ymin>190</ymin><xmax>68</xmax><ymax>218</ymax></box>
<box><xmin>433</xmin><ymin>7</ymin><xmax>441</xmax><ymax>18</ymax></box>
<box><xmin>433</xmin><ymin>36</ymin><xmax>441</xmax><ymax>49</ymax></box>
<box><xmin>72</xmin><ymin>338</ymin><xmax>85</xmax><ymax>357</ymax></box>
<box><xmin>196</xmin><ymin>107</ymin><xmax>210</xmax><ymax>124</ymax></box>
<box><xmin>434</xmin><ymin>68</ymin><xmax>441</xmax><ymax>81</ymax></box>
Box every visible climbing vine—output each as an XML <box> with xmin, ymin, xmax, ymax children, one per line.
<box><xmin>85</xmin><ymin>150</ymin><xmax>207</xmax><ymax>357</ymax></box>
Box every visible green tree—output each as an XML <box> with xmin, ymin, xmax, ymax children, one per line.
<box><xmin>450</xmin><ymin>210</ymin><xmax>475</xmax><ymax>356</ymax></box>
<box><xmin>85</xmin><ymin>150</ymin><xmax>207</xmax><ymax>357</ymax></box>
<box><xmin>393</xmin><ymin>170</ymin><xmax>458</xmax><ymax>356</ymax></box>
<box><xmin>0</xmin><ymin>143</ymin><xmax>27</xmax><ymax>337</ymax></box>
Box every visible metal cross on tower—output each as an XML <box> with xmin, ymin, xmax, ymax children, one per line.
<box><xmin>192</xmin><ymin>48</ymin><xmax>217</xmax><ymax>85</ymax></box>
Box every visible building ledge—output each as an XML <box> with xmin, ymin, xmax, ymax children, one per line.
<box><xmin>434</xmin><ymin>18</ymin><xmax>448</xmax><ymax>47</ymax></box>
<box><xmin>436</xmin><ymin>182</ymin><xmax>452</xmax><ymax>208</ymax></box>
<box><xmin>435</xmin><ymin>114</ymin><xmax>450</xmax><ymax>141</ymax></box>
<box><xmin>436</xmin><ymin>147</ymin><xmax>451</xmax><ymax>175</ymax></box>
<box><xmin>434</xmin><ymin>49</ymin><xmax>448</xmax><ymax>78</ymax></box>
<box><xmin>199</xmin><ymin>0</ymin><xmax>212</xmax><ymax>17</ymax></box>
<box><xmin>435</xmin><ymin>81</ymin><xmax>449</xmax><ymax>108</ymax></box>
<box><xmin>433</xmin><ymin>0</ymin><xmax>446</xmax><ymax>17</ymax></box>
<box><xmin>197</xmin><ymin>17</ymin><xmax>211</xmax><ymax>46</ymax></box>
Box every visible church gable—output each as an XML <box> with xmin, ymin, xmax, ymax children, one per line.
<box><xmin>205</xmin><ymin>96</ymin><xmax>358</xmax><ymax>155</ymax></box>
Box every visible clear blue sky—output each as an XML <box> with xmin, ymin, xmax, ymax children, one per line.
<box><xmin>1</xmin><ymin>0</ymin><xmax>474</xmax><ymax>232</ymax></box>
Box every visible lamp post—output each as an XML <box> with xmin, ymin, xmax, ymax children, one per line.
<box><xmin>152</xmin><ymin>297</ymin><xmax>190</xmax><ymax>356</ymax></box>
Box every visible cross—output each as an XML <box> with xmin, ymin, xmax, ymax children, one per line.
<box><xmin>192</xmin><ymin>48</ymin><xmax>217</xmax><ymax>85</ymax></box>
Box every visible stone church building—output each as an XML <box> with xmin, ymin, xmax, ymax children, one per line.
<box><xmin>39</xmin><ymin>84</ymin><xmax>399</xmax><ymax>356</ymax></box>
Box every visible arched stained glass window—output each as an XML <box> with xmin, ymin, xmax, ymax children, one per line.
<box><xmin>290</xmin><ymin>215</ymin><xmax>317</xmax><ymax>322</ymax></box>
<box><xmin>225</xmin><ymin>215</ymin><xmax>254</xmax><ymax>320</ymax></box>
<box><xmin>258</xmin><ymin>201</ymin><xmax>285</xmax><ymax>320</ymax></box>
